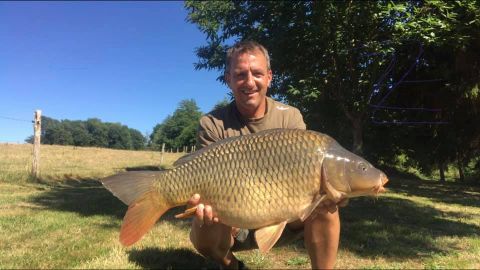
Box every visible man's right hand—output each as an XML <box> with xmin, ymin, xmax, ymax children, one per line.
<box><xmin>187</xmin><ymin>193</ymin><xmax>219</xmax><ymax>227</ymax></box>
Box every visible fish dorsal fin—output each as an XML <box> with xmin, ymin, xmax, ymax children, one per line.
<box><xmin>299</xmin><ymin>194</ymin><xmax>328</xmax><ymax>222</ymax></box>
<box><xmin>321</xmin><ymin>164</ymin><xmax>346</xmax><ymax>203</ymax></box>
<box><xmin>254</xmin><ymin>221</ymin><xmax>287</xmax><ymax>253</ymax></box>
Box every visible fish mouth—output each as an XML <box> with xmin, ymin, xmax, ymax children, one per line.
<box><xmin>372</xmin><ymin>174</ymin><xmax>389</xmax><ymax>195</ymax></box>
<box><xmin>373</xmin><ymin>173</ymin><xmax>389</xmax><ymax>194</ymax></box>
<box><xmin>381</xmin><ymin>173</ymin><xmax>389</xmax><ymax>186</ymax></box>
<box><xmin>372</xmin><ymin>185</ymin><xmax>386</xmax><ymax>195</ymax></box>
<box><xmin>347</xmin><ymin>174</ymin><xmax>389</xmax><ymax>198</ymax></box>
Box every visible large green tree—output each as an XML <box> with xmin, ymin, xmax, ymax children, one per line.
<box><xmin>186</xmin><ymin>1</ymin><xmax>477</xmax><ymax>150</ymax></box>
<box><xmin>150</xmin><ymin>99</ymin><xmax>202</xmax><ymax>150</ymax></box>
<box><xmin>185</xmin><ymin>0</ymin><xmax>480</xmax><ymax>181</ymax></box>
<box><xmin>107</xmin><ymin>123</ymin><xmax>133</xmax><ymax>150</ymax></box>
<box><xmin>44</xmin><ymin>125</ymin><xmax>74</xmax><ymax>145</ymax></box>
<box><xmin>63</xmin><ymin>120</ymin><xmax>93</xmax><ymax>147</ymax></box>
<box><xmin>129</xmin><ymin>128</ymin><xmax>147</xmax><ymax>150</ymax></box>
<box><xmin>85</xmin><ymin>118</ymin><xmax>109</xmax><ymax>147</ymax></box>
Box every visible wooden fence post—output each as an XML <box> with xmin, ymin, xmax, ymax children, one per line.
<box><xmin>161</xmin><ymin>143</ymin><xmax>165</xmax><ymax>164</ymax></box>
<box><xmin>31</xmin><ymin>110</ymin><xmax>41</xmax><ymax>179</ymax></box>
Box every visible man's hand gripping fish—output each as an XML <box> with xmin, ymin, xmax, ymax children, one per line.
<box><xmin>101</xmin><ymin>129</ymin><xmax>389</xmax><ymax>252</ymax></box>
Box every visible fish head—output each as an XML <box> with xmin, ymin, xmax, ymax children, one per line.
<box><xmin>321</xmin><ymin>142</ymin><xmax>389</xmax><ymax>202</ymax></box>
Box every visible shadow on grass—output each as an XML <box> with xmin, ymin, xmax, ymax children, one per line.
<box><xmin>30</xmin><ymin>174</ymin><xmax>189</xmax><ymax>221</ymax></box>
<box><xmin>339</xmin><ymin>195</ymin><xmax>480</xmax><ymax>259</ymax></box>
<box><xmin>125</xmin><ymin>165</ymin><xmax>164</xmax><ymax>171</ymax></box>
<box><xmin>128</xmin><ymin>247</ymin><xmax>218</xmax><ymax>269</ymax></box>
<box><xmin>281</xmin><ymin>194</ymin><xmax>480</xmax><ymax>260</ymax></box>
<box><xmin>393</xmin><ymin>180</ymin><xmax>480</xmax><ymax>208</ymax></box>
<box><xmin>30</xmin><ymin>177</ymin><xmax>127</xmax><ymax>220</ymax></box>
<box><xmin>381</xmin><ymin>166</ymin><xmax>480</xmax><ymax>208</ymax></box>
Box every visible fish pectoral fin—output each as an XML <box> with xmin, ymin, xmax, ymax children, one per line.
<box><xmin>254</xmin><ymin>221</ymin><xmax>287</xmax><ymax>253</ymax></box>
<box><xmin>120</xmin><ymin>191</ymin><xmax>168</xmax><ymax>246</ymax></box>
<box><xmin>299</xmin><ymin>194</ymin><xmax>328</xmax><ymax>222</ymax></box>
<box><xmin>324</xmin><ymin>180</ymin><xmax>346</xmax><ymax>203</ymax></box>
<box><xmin>321</xmin><ymin>165</ymin><xmax>347</xmax><ymax>203</ymax></box>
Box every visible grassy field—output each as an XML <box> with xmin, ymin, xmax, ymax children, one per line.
<box><xmin>0</xmin><ymin>143</ymin><xmax>479</xmax><ymax>269</ymax></box>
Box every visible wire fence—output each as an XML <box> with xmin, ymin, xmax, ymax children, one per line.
<box><xmin>0</xmin><ymin>115</ymin><xmax>32</xmax><ymax>123</ymax></box>
<box><xmin>0</xmin><ymin>114</ymin><xmax>33</xmax><ymax>144</ymax></box>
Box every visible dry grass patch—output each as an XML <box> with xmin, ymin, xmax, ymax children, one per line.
<box><xmin>0</xmin><ymin>143</ymin><xmax>183</xmax><ymax>183</ymax></box>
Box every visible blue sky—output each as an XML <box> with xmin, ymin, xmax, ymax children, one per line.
<box><xmin>0</xmin><ymin>1</ymin><xmax>230</xmax><ymax>142</ymax></box>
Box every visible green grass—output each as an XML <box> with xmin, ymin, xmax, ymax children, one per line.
<box><xmin>0</xmin><ymin>143</ymin><xmax>479</xmax><ymax>269</ymax></box>
<box><xmin>286</xmin><ymin>256</ymin><xmax>309</xmax><ymax>266</ymax></box>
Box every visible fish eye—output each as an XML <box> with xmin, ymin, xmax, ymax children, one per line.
<box><xmin>357</xmin><ymin>162</ymin><xmax>367</xmax><ymax>172</ymax></box>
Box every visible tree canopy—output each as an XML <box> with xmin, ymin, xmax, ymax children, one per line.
<box><xmin>150</xmin><ymin>99</ymin><xmax>202</xmax><ymax>151</ymax></box>
<box><xmin>185</xmin><ymin>0</ymin><xmax>480</xmax><ymax>181</ymax></box>
<box><xmin>26</xmin><ymin>116</ymin><xmax>146</xmax><ymax>150</ymax></box>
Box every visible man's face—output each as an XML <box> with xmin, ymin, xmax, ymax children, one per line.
<box><xmin>225</xmin><ymin>49</ymin><xmax>272</xmax><ymax>118</ymax></box>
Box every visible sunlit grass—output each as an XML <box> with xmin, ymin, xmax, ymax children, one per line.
<box><xmin>0</xmin><ymin>143</ymin><xmax>479</xmax><ymax>268</ymax></box>
<box><xmin>0</xmin><ymin>143</ymin><xmax>183</xmax><ymax>183</ymax></box>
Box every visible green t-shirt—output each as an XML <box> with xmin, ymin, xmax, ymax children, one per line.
<box><xmin>197</xmin><ymin>97</ymin><xmax>306</xmax><ymax>149</ymax></box>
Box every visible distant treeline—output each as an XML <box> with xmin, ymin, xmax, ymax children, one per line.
<box><xmin>23</xmin><ymin>99</ymin><xmax>224</xmax><ymax>152</ymax></box>
<box><xmin>26</xmin><ymin>117</ymin><xmax>146</xmax><ymax>150</ymax></box>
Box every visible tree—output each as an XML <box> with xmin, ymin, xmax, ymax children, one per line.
<box><xmin>151</xmin><ymin>99</ymin><xmax>202</xmax><ymax>150</ymax></box>
<box><xmin>44</xmin><ymin>125</ymin><xmax>74</xmax><ymax>145</ymax></box>
<box><xmin>212</xmin><ymin>98</ymin><xmax>231</xmax><ymax>111</ymax></box>
<box><xmin>129</xmin><ymin>128</ymin><xmax>146</xmax><ymax>150</ymax></box>
<box><xmin>24</xmin><ymin>135</ymin><xmax>34</xmax><ymax>144</ymax></box>
<box><xmin>185</xmin><ymin>0</ymin><xmax>480</xmax><ymax>180</ymax></box>
<box><xmin>64</xmin><ymin>120</ymin><xmax>93</xmax><ymax>147</ymax></box>
<box><xmin>39</xmin><ymin>116</ymin><xmax>60</xmax><ymax>144</ymax></box>
<box><xmin>107</xmin><ymin>123</ymin><xmax>132</xmax><ymax>150</ymax></box>
<box><xmin>86</xmin><ymin>118</ymin><xmax>109</xmax><ymax>147</ymax></box>
<box><xmin>28</xmin><ymin>115</ymin><xmax>146</xmax><ymax>150</ymax></box>
<box><xmin>186</xmin><ymin>1</ymin><xmax>479</xmax><ymax>153</ymax></box>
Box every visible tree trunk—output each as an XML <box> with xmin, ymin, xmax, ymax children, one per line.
<box><xmin>343</xmin><ymin>107</ymin><xmax>364</xmax><ymax>154</ymax></box>
<box><xmin>457</xmin><ymin>158</ymin><xmax>465</xmax><ymax>182</ymax></box>
<box><xmin>351</xmin><ymin>117</ymin><xmax>363</xmax><ymax>154</ymax></box>
<box><xmin>439</xmin><ymin>161</ymin><xmax>446</xmax><ymax>182</ymax></box>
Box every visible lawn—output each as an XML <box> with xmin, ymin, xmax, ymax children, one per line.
<box><xmin>0</xmin><ymin>143</ymin><xmax>479</xmax><ymax>269</ymax></box>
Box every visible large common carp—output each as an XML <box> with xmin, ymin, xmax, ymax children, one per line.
<box><xmin>102</xmin><ymin>129</ymin><xmax>388</xmax><ymax>252</ymax></box>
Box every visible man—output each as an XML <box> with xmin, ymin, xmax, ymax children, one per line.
<box><xmin>188</xmin><ymin>40</ymin><xmax>341</xmax><ymax>269</ymax></box>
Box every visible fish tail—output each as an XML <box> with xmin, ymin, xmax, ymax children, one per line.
<box><xmin>101</xmin><ymin>171</ymin><xmax>170</xmax><ymax>246</ymax></box>
<box><xmin>120</xmin><ymin>190</ymin><xmax>169</xmax><ymax>246</ymax></box>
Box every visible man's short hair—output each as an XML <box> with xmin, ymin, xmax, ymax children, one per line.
<box><xmin>225</xmin><ymin>40</ymin><xmax>271</xmax><ymax>74</ymax></box>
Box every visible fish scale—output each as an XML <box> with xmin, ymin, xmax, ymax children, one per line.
<box><xmin>102</xmin><ymin>128</ymin><xmax>388</xmax><ymax>250</ymax></box>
